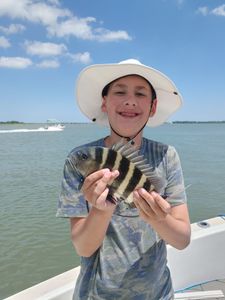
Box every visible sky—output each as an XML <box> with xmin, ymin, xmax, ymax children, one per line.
<box><xmin>0</xmin><ymin>0</ymin><xmax>225</xmax><ymax>123</ymax></box>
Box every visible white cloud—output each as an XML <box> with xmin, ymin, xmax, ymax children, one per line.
<box><xmin>0</xmin><ymin>0</ymin><xmax>132</xmax><ymax>42</ymax></box>
<box><xmin>0</xmin><ymin>56</ymin><xmax>32</xmax><ymax>68</ymax></box>
<box><xmin>0</xmin><ymin>0</ymin><xmax>31</xmax><ymax>19</ymax></box>
<box><xmin>197</xmin><ymin>6</ymin><xmax>209</xmax><ymax>16</ymax></box>
<box><xmin>27</xmin><ymin>2</ymin><xmax>72</xmax><ymax>26</ymax></box>
<box><xmin>197</xmin><ymin>5</ymin><xmax>225</xmax><ymax>17</ymax></box>
<box><xmin>24</xmin><ymin>41</ymin><xmax>67</xmax><ymax>56</ymax></box>
<box><xmin>0</xmin><ymin>24</ymin><xmax>25</xmax><ymax>35</ymax></box>
<box><xmin>211</xmin><ymin>4</ymin><xmax>225</xmax><ymax>17</ymax></box>
<box><xmin>36</xmin><ymin>59</ymin><xmax>59</xmax><ymax>68</ymax></box>
<box><xmin>43</xmin><ymin>16</ymin><xmax>132</xmax><ymax>41</ymax></box>
<box><xmin>69</xmin><ymin>52</ymin><xmax>91</xmax><ymax>64</ymax></box>
<box><xmin>0</xmin><ymin>0</ymin><xmax>71</xmax><ymax>23</ymax></box>
<box><xmin>48</xmin><ymin>17</ymin><xmax>96</xmax><ymax>39</ymax></box>
<box><xmin>94</xmin><ymin>29</ymin><xmax>132</xmax><ymax>42</ymax></box>
<box><xmin>0</xmin><ymin>36</ymin><xmax>11</xmax><ymax>48</ymax></box>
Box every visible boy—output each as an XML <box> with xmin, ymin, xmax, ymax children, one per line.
<box><xmin>57</xmin><ymin>59</ymin><xmax>191</xmax><ymax>299</ymax></box>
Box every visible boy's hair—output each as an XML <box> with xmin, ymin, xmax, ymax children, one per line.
<box><xmin>101</xmin><ymin>75</ymin><xmax>157</xmax><ymax>101</ymax></box>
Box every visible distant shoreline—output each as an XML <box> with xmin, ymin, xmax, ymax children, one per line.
<box><xmin>172</xmin><ymin>121</ymin><xmax>225</xmax><ymax>124</ymax></box>
<box><xmin>0</xmin><ymin>121</ymin><xmax>25</xmax><ymax>124</ymax></box>
<box><xmin>1</xmin><ymin>121</ymin><xmax>225</xmax><ymax>125</ymax></box>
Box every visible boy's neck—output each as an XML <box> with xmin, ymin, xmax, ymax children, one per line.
<box><xmin>104</xmin><ymin>132</ymin><xmax>143</xmax><ymax>148</ymax></box>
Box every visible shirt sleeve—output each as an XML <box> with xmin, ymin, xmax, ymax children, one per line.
<box><xmin>56</xmin><ymin>153</ymin><xmax>88</xmax><ymax>218</ymax></box>
<box><xmin>164</xmin><ymin>146</ymin><xmax>187</xmax><ymax>206</ymax></box>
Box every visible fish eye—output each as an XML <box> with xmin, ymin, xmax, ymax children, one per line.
<box><xmin>77</xmin><ymin>151</ymin><xmax>88</xmax><ymax>160</ymax></box>
<box><xmin>81</xmin><ymin>153</ymin><xmax>88</xmax><ymax>160</ymax></box>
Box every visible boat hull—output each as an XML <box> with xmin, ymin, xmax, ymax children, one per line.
<box><xmin>4</xmin><ymin>216</ymin><xmax>225</xmax><ymax>299</ymax></box>
<box><xmin>167</xmin><ymin>216</ymin><xmax>225</xmax><ymax>291</ymax></box>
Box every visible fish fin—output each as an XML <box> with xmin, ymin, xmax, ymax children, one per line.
<box><xmin>111</xmin><ymin>140</ymin><xmax>154</xmax><ymax>176</ymax></box>
<box><xmin>111</xmin><ymin>139</ymin><xmax>127</xmax><ymax>152</ymax></box>
<box><xmin>162</xmin><ymin>184</ymin><xmax>192</xmax><ymax>201</ymax></box>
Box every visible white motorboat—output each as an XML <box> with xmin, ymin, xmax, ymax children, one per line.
<box><xmin>38</xmin><ymin>120</ymin><xmax>65</xmax><ymax>132</ymax></box>
<box><xmin>41</xmin><ymin>124</ymin><xmax>65</xmax><ymax>131</ymax></box>
<box><xmin>3</xmin><ymin>216</ymin><xmax>225</xmax><ymax>300</ymax></box>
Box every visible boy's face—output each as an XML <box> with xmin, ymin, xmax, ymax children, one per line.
<box><xmin>101</xmin><ymin>75</ymin><xmax>157</xmax><ymax>137</ymax></box>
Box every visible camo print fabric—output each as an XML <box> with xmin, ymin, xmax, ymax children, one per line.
<box><xmin>57</xmin><ymin>137</ymin><xmax>186</xmax><ymax>300</ymax></box>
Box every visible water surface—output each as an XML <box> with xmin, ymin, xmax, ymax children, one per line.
<box><xmin>0</xmin><ymin>123</ymin><xmax>224</xmax><ymax>298</ymax></box>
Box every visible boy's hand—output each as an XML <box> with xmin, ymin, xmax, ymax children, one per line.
<box><xmin>81</xmin><ymin>169</ymin><xmax>119</xmax><ymax>211</ymax></box>
<box><xmin>133</xmin><ymin>188</ymin><xmax>171</xmax><ymax>222</ymax></box>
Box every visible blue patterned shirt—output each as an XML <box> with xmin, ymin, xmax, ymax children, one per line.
<box><xmin>57</xmin><ymin>137</ymin><xmax>186</xmax><ymax>300</ymax></box>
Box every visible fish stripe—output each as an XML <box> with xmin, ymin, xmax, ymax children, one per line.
<box><xmin>98</xmin><ymin>148</ymin><xmax>108</xmax><ymax>169</ymax></box>
<box><xmin>116</xmin><ymin>156</ymin><xmax>130</xmax><ymax>187</ymax></box>
<box><xmin>113</xmin><ymin>151</ymin><xmax>123</xmax><ymax>171</ymax></box>
<box><xmin>95</xmin><ymin>147</ymin><xmax>103</xmax><ymax>166</ymax></box>
<box><xmin>125</xmin><ymin>173</ymin><xmax>152</xmax><ymax>204</ymax></box>
<box><xmin>138</xmin><ymin>174</ymin><xmax>148</xmax><ymax>188</ymax></box>
<box><xmin>143</xmin><ymin>179</ymin><xmax>151</xmax><ymax>192</ymax></box>
<box><xmin>117</xmin><ymin>161</ymin><xmax>135</xmax><ymax>199</ymax></box>
<box><xmin>102</xmin><ymin>149</ymin><xmax>117</xmax><ymax>170</ymax></box>
<box><xmin>123</xmin><ymin>167</ymin><xmax>143</xmax><ymax>202</ymax></box>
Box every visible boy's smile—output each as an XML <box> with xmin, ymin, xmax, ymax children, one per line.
<box><xmin>118</xmin><ymin>111</ymin><xmax>140</xmax><ymax>118</ymax></box>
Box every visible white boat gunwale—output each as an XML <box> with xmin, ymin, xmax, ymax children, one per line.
<box><xmin>3</xmin><ymin>215</ymin><xmax>225</xmax><ymax>300</ymax></box>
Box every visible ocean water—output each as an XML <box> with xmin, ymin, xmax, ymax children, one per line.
<box><xmin>0</xmin><ymin>123</ymin><xmax>224</xmax><ymax>299</ymax></box>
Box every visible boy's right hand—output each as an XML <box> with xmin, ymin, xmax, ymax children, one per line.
<box><xmin>81</xmin><ymin>168</ymin><xmax>119</xmax><ymax>211</ymax></box>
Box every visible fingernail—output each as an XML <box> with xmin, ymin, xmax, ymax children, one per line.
<box><xmin>103</xmin><ymin>168</ymin><xmax>110</xmax><ymax>174</ymax></box>
<box><xmin>104</xmin><ymin>172</ymin><xmax>111</xmax><ymax>178</ymax></box>
<box><xmin>112</xmin><ymin>170</ymin><xmax>119</xmax><ymax>176</ymax></box>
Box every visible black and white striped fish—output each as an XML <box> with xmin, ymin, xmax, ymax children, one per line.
<box><xmin>68</xmin><ymin>141</ymin><xmax>161</xmax><ymax>207</ymax></box>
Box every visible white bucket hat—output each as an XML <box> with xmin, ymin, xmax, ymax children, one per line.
<box><xmin>75</xmin><ymin>59</ymin><xmax>183</xmax><ymax>127</ymax></box>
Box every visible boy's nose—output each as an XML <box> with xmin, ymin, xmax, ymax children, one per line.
<box><xmin>124</xmin><ymin>95</ymin><xmax>137</xmax><ymax>107</ymax></box>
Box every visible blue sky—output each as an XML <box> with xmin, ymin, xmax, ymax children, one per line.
<box><xmin>0</xmin><ymin>0</ymin><xmax>225</xmax><ymax>123</ymax></box>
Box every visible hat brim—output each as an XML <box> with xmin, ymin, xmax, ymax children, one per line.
<box><xmin>76</xmin><ymin>62</ymin><xmax>182</xmax><ymax>127</ymax></box>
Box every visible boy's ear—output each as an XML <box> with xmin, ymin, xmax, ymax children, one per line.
<box><xmin>101</xmin><ymin>97</ymin><xmax>107</xmax><ymax>112</ymax></box>
<box><xmin>149</xmin><ymin>99</ymin><xmax>157</xmax><ymax>117</ymax></box>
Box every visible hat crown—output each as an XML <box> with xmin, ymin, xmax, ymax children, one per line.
<box><xmin>118</xmin><ymin>59</ymin><xmax>143</xmax><ymax>66</ymax></box>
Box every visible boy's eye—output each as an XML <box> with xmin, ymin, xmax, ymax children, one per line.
<box><xmin>115</xmin><ymin>91</ymin><xmax>125</xmax><ymax>95</ymax></box>
<box><xmin>136</xmin><ymin>92</ymin><xmax>145</xmax><ymax>97</ymax></box>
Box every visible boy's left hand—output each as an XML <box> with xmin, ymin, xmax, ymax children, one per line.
<box><xmin>133</xmin><ymin>188</ymin><xmax>171</xmax><ymax>222</ymax></box>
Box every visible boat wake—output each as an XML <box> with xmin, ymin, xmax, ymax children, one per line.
<box><xmin>0</xmin><ymin>120</ymin><xmax>65</xmax><ymax>133</ymax></box>
<box><xmin>0</xmin><ymin>127</ymin><xmax>63</xmax><ymax>133</ymax></box>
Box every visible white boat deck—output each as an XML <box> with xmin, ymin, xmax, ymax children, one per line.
<box><xmin>175</xmin><ymin>279</ymin><xmax>225</xmax><ymax>299</ymax></box>
<box><xmin>3</xmin><ymin>216</ymin><xmax>225</xmax><ymax>300</ymax></box>
<box><xmin>172</xmin><ymin>217</ymin><xmax>225</xmax><ymax>300</ymax></box>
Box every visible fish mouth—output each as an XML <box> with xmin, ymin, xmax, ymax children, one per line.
<box><xmin>74</xmin><ymin>166</ymin><xmax>83</xmax><ymax>177</ymax></box>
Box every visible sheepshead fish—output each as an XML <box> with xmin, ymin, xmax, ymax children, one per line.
<box><xmin>67</xmin><ymin>141</ymin><xmax>160</xmax><ymax>207</ymax></box>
